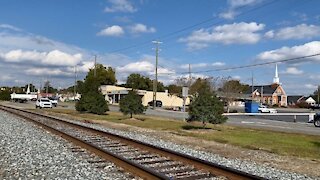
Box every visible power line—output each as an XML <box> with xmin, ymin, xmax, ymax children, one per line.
<box><xmin>157</xmin><ymin>53</ymin><xmax>320</xmax><ymax>75</ymax></box>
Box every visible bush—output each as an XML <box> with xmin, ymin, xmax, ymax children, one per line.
<box><xmin>76</xmin><ymin>91</ymin><xmax>108</xmax><ymax>115</ymax></box>
<box><xmin>0</xmin><ymin>90</ymin><xmax>11</xmax><ymax>101</ymax></box>
<box><xmin>120</xmin><ymin>91</ymin><xmax>145</xmax><ymax>118</ymax></box>
<box><xmin>188</xmin><ymin>91</ymin><xmax>227</xmax><ymax>127</ymax></box>
<box><xmin>296</xmin><ymin>102</ymin><xmax>311</xmax><ymax>109</ymax></box>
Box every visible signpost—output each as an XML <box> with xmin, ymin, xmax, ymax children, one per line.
<box><xmin>182</xmin><ymin>87</ymin><xmax>189</xmax><ymax>120</ymax></box>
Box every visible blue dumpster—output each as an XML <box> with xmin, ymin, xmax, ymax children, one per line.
<box><xmin>245</xmin><ymin>101</ymin><xmax>259</xmax><ymax>113</ymax></box>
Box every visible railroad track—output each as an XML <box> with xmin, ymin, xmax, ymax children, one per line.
<box><xmin>0</xmin><ymin>105</ymin><xmax>265</xmax><ymax>180</ymax></box>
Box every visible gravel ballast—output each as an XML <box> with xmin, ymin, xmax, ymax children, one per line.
<box><xmin>52</xmin><ymin>113</ymin><xmax>316</xmax><ymax>180</ymax></box>
<box><xmin>0</xmin><ymin>111</ymin><xmax>132</xmax><ymax>180</ymax></box>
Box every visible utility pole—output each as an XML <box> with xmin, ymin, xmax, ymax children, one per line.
<box><xmin>261</xmin><ymin>86</ymin><xmax>264</xmax><ymax>104</ymax></box>
<box><xmin>152</xmin><ymin>40</ymin><xmax>162</xmax><ymax>109</ymax></box>
<box><xmin>317</xmin><ymin>85</ymin><xmax>320</xmax><ymax>106</ymax></box>
<box><xmin>94</xmin><ymin>55</ymin><xmax>97</xmax><ymax>78</ymax></box>
<box><xmin>188</xmin><ymin>64</ymin><xmax>192</xmax><ymax>88</ymax></box>
<box><xmin>74</xmin><ymin>65</ymin><xmax>77</xmax><ymax>101</ymax></box>
<box><xmin>251</xmin><ymin>72</ymin><xmax>254</xmax><ymax>100</ymax></box>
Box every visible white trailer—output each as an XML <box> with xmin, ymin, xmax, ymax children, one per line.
<box><xmin>11</xmin><ymin>93</ymin><xmax>37</xmax><ymax>102</ymax></box>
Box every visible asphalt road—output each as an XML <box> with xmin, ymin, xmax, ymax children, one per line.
<box><xmin>1</xmin><ymin>101</ymin><xmax>319</xmax><ymax>135</ymax></box>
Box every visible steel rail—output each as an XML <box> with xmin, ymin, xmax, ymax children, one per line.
<box><xmin>0</xmin><ymin>104</ymin><xmax>266</xmax><ymax>180</ymax></box>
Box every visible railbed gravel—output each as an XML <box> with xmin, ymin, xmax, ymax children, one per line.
<box><xmin>0</xmin><ymin>111</ymin><xmax>132</xmax><ymax>180</ymax></box>
<box><xmin>52</xmin><ymin>113</ymin><xmax>317</xmax><ymax>180</ymax></box>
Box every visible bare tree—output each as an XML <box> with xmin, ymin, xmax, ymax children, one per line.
<box><xmin>220</xmin><ymin>77</ymin><xmax>249</xmax><ymax>113</ymax></box>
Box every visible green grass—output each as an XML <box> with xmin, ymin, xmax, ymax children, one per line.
<box><xmin>45</xmin><ymin>109</ymin><xmax>320</xmax><ymax>160</ymax></box>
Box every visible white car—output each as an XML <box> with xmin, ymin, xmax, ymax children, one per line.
<box><xmin>48</xmin><ymin>97</ymin><xmax>58</xmax><ymax>107</ymax></box>
<box><xmin>258</xmin><ymin>105</ymin><xmax>277</xmax><ymax>113</ymax></box>
<box><xmin>36</xmin><ymin>98</ymin><xmax>52</xmax><ymax>109</ymax></box>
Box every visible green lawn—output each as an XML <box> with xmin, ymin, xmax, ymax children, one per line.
<box><xmin>45</xmin><ymin>109</ymin><xmax>320</xmax><ymax>160</ymax></box>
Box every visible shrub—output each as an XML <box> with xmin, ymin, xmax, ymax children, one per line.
<box><xmin>76</xmin><ymin>91</ymin><xmax>108</xmax><ymax>115</ymax></box>
<box><xmin>0</xmin><ymin>90</ymin><xmax>11</xmax><ymax>101</ymax></box>
<box><xmin>120</xmin><ymin>91</ymin><xmax>145</xmax><ymax>118</ymax></box>
<box><xmin>188</xmin><ymin>91</ymin><xmax>227</xmax><ymax>127</ymax></box>
<box><xmin>296</xmin><ymin>102</ymin><xmax>311</xmax><ymax>109</ymax></box>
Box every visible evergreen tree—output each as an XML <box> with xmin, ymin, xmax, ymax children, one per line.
<box><xmin>75</xmin><ymin>64</ymin><xmax>111</xmax><ymax>115</ymax></box>
<box><xmin>0</xmin><ymin>90</ymin><xmax>11</xmax><ymax>101</ymax></box>
<box><xmin>119</xmin><ymin>90</ymin><xmax>145</xmax><ymax>118</ymax></box>
<box><xmin>188</xmin><ymin>90</ymin><xmax>227</xmax><ymax>127</ymax></box>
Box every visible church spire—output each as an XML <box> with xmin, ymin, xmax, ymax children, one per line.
<box><xmin>273</xmin><ymin>63</ymin><xmax>280</xmax><ymax>84</ymax></box>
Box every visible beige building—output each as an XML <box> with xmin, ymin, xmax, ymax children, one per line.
<box><xmin>100</xmin><ymin>85</ymin><xmax>190</xmax><ymax>107</ymax></box>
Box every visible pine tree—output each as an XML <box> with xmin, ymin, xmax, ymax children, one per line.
<box><xmin>189</xmin><ymin>91</ymin><xmax>227</xmax><ymax>127</ymax></box>
<box><xmin>119</xmin><ymin>90</ymin><xmax>145</xmax><ymax>118</ymax></box>
<box><xmin>75</xmin><ymin>64</ymin><xmax>110</xmax><ymax>115</ymax></box>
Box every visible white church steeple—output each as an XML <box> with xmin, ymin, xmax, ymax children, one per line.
<box><xmin>273</xmin><ymin>63</ymin><xmax>280</xmax><ymax>84</ymax></box>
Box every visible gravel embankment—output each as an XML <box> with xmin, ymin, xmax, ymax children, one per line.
<box><xmin>54</xmin><ymin>114</ymin><xmax>316</xmax><ymax>180</ymax></box>
<box><xmin>0</xmin><ymin>111</ymin><xmax>132</xmax><ymax>180</ymax></box>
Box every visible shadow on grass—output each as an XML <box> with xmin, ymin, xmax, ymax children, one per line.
<box><xmin>182</xmin><ymin>125</ymin><xmax>212</xmax><ymax>130</ymax></box>
<box><xmin>117</xmin><ymin>117</ymin><xmax>145</xmax><ymax>121</ymax></box>
<box><xmin>311</xmin><ymin>141</ymin><xmax>320</xmax><ymax>148</ymax></box>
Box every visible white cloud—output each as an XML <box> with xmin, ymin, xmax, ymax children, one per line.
<box><xmin>282</xmin><ymin>67</ymin><xmax>303</xmax><ymax>75</ymax></box>
<box><xmin>0</xmin><ymin>24</ymin><xmax>22</xmax><ymax>31</ymax></box>
<box><xmin>25</xmin><ymin>67</ymin><xmax>73</xmax><ymax>77</ymax></box>
<box><xmin>212</xmin><ymin>62</ymin><xmax>226</xmax><ymax>66</ymax></box>
<box><xmin>229</xmin><ymin>0</ymin><xmax>259</xmax><ymax>7</ymax></box>
<box><xmin>219</xmin><ymin>0</ymin><xmax>260</xmax><ymax>19</ymax></box>
<box><xmin>117</xmin><ymin>61</ymin><xmax>154</xmax><ymax>73</ymax></box>
<box><xmin>232</xmin><ymin>75</ymin><xmax>241</xmax><ymax>80</ymax></box>
<box><xmin>257</xmin><ymin>41</ymin><xmax>320</xmax><ymax>62</ymax></box>
<box><xmin>219</xmin><ymin>10</ymin><xmax>237</xmax><ymax>20</ymax></box>
<box><xmin>305</xmin><ymin>84</ymin><xmax>317</xmax><ymax>89</ymax></box>
<box><xmin>180</xmin><ymin>22</ymin><xmax>265</xmax><ymax>50</ymax></box>
<box><xmin>0</xmin><ymin>75</ymin><xmax>13</xmax><ymax>81</ymax></box>
<box><xmin>181</xmin><ymin>62</ymin><xmax>225</xmax><ymax>69</ymax></box>
<box><xmin>265</xmin><ymin>24</ymin><xmax>320</xmax><ymax>40</ymax></box>
<box><xmin>104</xmin><ymin>0</ymin><xmax>137</xmax><ymax>13</ymax></box>
<box><xmin>129</xmin><ymin>23</ymin><xmax>156</xmax><ymax>34</ymax></box>
<box><xmin>97</xmin><ymin>25</ymin><xmax>124</xmax><ymax>37</ymax></box>
<box><xmin>0</xmin><ymin>49</ymin><xmax>82</xmax><ymax>66</ymax></box>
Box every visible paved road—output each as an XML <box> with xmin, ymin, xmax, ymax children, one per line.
<box><xmin>1</xmin><ymin>101</ymin><xmax>319</xmax><ymax>135</ymax></box>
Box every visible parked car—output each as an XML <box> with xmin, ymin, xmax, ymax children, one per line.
<box><xmin>314</xmin><ymin>113</ymin><xmax>320</xmax><ymax>127</ymax></box>
<box><xmin>36</xmin><ymin>98</ymin><xmax>52</xmax><ymax>109</ymax></box>
<box><xmin>148</xmin><ymin>100</ymin><xmax>162</xmax><ymax>107</ymax></box>
<box><xmin>48</xmin><ymin>97</ymin><xmax>58</xmax><ymax>107</ymax></box>
<box><xmin>258</xmin><ymin>105</ymin><xmax>277</xmax><ymax>113</ymax></box>
<box><xmin>310</xmin><ymin>104</ymin><xmax>320</xmax><ymax>110</ymax></box>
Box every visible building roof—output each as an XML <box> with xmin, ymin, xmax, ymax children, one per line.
<box><xmin>245</xmin><ymin>84</ymin><xmax>279</xmax><ymax>95</ymax></box>
<box><xmin>287</xmin><ymin>95</ymin><xmax>304</xmax><ymax>103</ymax></box>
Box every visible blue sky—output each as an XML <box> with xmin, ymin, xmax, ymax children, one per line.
<box><xmin>0</xmin><ymin>0</ymin><xmax>320</xmax><ymax>95</ymax></box>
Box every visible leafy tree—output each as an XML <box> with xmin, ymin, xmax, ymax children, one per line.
<box><xmin>126</xmin><ymin>73</ymin><xmax>152</xmax><ymax>90</ymax></box>
<box><xmin>167</xmin><ymin>84</ymin><xmax>182</xmax><ymax>95</ymax></box>
<box><xmin>43</xmin><ymin>81</ymin><xmax>57</xmax><ymax>93</ymax></box>
<box><xmin>24</xmin><ymin>84</ymin><xmax>37</xmax><ymax>93</ymax></box>
<box><xmin>188</xmin><ymin>90</ymin><xmax>227</xmax><ymax>127</ymax></box>
<box><xmin>119</xmin><ymin>90</ymin><xmax>145</xmax><ymax>118</ymax></box>
<box><xmin>189</xmin><ymin>78</ymin><xmax>212</xmax><ymax>95</ymax></box>
<box><xmin>11</xmin><ymin>86</ymin><xmax>24</xmax><ymax>93</ymax></box>
<box><xmin>125</xmin><ymin>73</ymin><xmax>165</xmax><ymax>92</ymax></box>
<box><xmin>86</xmin><ymin>64</ymin><xmax>117</xmax><ymax>86</ymax></box>
<box><xmin>311</xmin><ymin>86</ymin><xmax>320</xmax><ymax>104</ymax></box>
<box><xmin>61</xmin><ymin>80</ymin><xmax>85</xmax><ymax>94</ymax></box>
<box><xmin>0</xmin><ymin>90</ymin><xmax>11</xmax><ymax>101</ymax></box>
